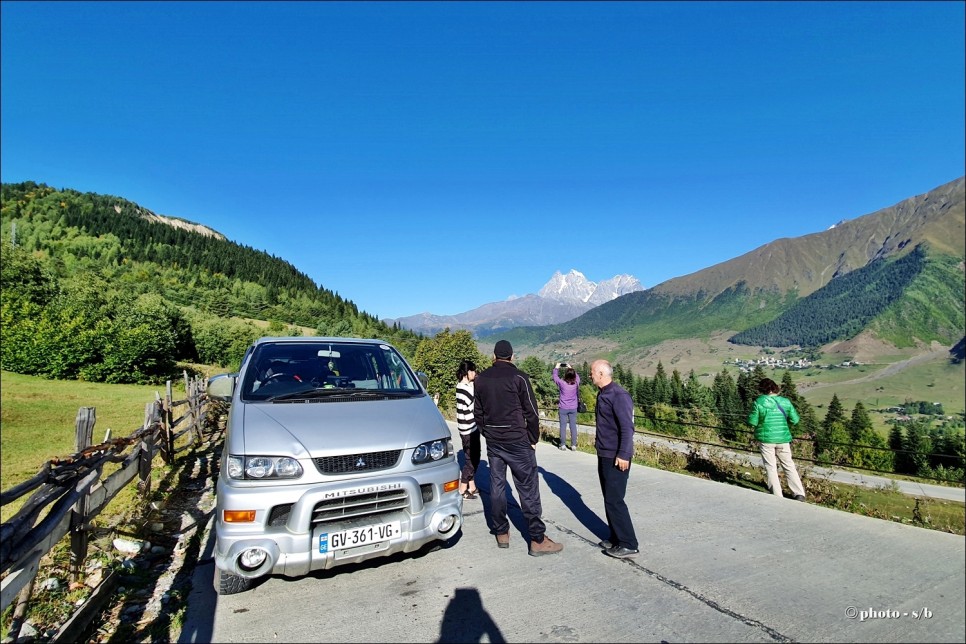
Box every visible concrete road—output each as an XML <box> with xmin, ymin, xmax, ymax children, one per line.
<box><xmin>179</xmin><ymin>422</ymin><xmax>965</xmax><ymax>643</ymax></box>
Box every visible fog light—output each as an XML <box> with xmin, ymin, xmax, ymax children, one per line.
<box><xmin>238</xmin><ymin>548</ymin><xmax>268</xmax><ymax>571</ymax></box>
<box><xmin>438</xmin><ymin>514</ymin><xmax>458</xmax><ymax>533</ymax></box>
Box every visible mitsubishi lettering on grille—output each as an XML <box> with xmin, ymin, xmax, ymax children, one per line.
<box><xmin>322</xmin><ymin>482</ymin><xmax>403</xmax><ymax>499</ymax></box>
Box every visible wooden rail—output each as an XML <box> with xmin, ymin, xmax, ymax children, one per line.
<box><xmin>0</xmin><ymin>371</ymin><xmax>214</xmax><ymax>640</ymax></box>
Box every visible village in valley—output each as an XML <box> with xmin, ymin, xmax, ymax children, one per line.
<box><xmin>726</xmin><ymin>354</ymin><xmax>951</xmax><ymax>421</ymax></box>
<box><xmin>727</xmin><ymin>353</ymin><xmax>853</xmax><ymax>373</ymax></box>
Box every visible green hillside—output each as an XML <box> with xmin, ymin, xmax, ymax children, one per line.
<box><xmin>730</xmin><ymin>244</ymin><xmax>964</xmax><ymax>348</ymax></box>
<box><xmin>508</xmin><ymin>244</ymin><xmax>963</xmax><ymax>351</ymax></box>
<box><xmin>1</xmin><ymin>182</ymin><xmax>422</xmax><ymax>381</ymax></box>
<box><xmin>504</xmin><ymin>284</ymin><xmax>791</xmax><ymax>348</ymax></box>
<box><xmin>870</xmin><ymin>253</ymin><xmax>966</xmax><ymax>348</ymax></box>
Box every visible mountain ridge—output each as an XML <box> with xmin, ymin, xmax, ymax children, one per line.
<box><xmin>386</xmin><ymin>269</ymin><xmax>644</xmax><ymax>336</ymax></box>
<box><xmin>651</xmin><ymin>176</ymin><xmax>964</xmax><ymax>299</ymax></box>
<box><xmin>502</xmin><ymin>176</ymin><xmax>965</xmax><ymax>364</ymax></box>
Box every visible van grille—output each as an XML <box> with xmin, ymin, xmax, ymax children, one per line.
<box><xmin>311</xmin><ymin>489</ymin><xmax>410</xmax><ymax>525</ymax></box>
<box><xmin>314</xmin><ymin>450</ymin><xmax>401</xmax><ymax>474</ymax></box>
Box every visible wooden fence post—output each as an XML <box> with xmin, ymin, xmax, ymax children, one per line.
<box><xmin>163</xmin><ymin>381</ymin><xmax>175</xmax><ymax>464</ymax></box>
<box><xmin>194</xmin><ymin>377</ymin><xmax>206</xmax><ymax>442</ymax></box>
<box><xmin>140</xmin><ymin>402</ymin><xmax>156</xmax><ymax>497</ymax></box>
<box><xmin>74</xmin><ymin>408</ymin><xmax>95</xmax><ymax>453</ymax></box>
<box><xmin>183</xmin><ymin>370</ymin><xmax>197</xmax><ymax>445</ymax></box>
<box><xmin>70</xmin><ymin>408</ymin><xmax>96</xmax><ymax>582</ymax></box>
<box><xmin>4</xmin><ymin>577</ymin><xmax>36</xmax><ymax>644</ymax></box>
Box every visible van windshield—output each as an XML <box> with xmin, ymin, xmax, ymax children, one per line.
<box><xmin>240</xmin><ymin>341</ymin><xmax>422</xmax><ymax>402</ymax></box>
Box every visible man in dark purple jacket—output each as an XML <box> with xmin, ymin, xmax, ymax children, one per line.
<box><xmin>591</xmin><ymin>359</ymin><xmax>640</xmax><ymax>558</ymax></box>
<box><xmin>474</xmin><ymin>340</ymin><xmax>563</xmax><ymax>556</ymax></box>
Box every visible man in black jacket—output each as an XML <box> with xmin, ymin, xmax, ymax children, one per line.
<box><xmin>473</xmin><ymin>340</ymin><xmax>563</xmax><ymax>556</ymax></box>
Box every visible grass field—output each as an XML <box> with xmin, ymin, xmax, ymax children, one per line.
<box><xmin>0</xmin><ymin>371</ymin><xmax>183</xmax><ymax>521</ymax></box>
<box><xmin>1</xmin><ymin>370</ymin><xmax>210</xmax><ymax>640</ymax></box>
<box><xmin>796</xmin><ymin>355</ymin><xmax>965</xmax><ymax>437</ymax></box>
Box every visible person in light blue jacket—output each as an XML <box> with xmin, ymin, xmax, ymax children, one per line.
<box><xmin>553</xmin><ymin>363</ymin><xmax>580</xmax><ymax>451</ymax></box>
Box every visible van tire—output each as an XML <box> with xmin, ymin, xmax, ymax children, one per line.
<box><xmin>215</xmin><ymin>566</ymin><xmax>253</xmax><ymax>595</ymax></box>
<box><xmin>426</xmin><ymin>529</ymin><xmax>461</xmax><ymax>553</ymax></box>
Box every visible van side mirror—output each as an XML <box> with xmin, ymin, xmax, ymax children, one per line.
<box><xmin>207</xmin><ymin>373</ymin><xmax>237</xmax><ymax>402</ymax></box>
<box><xmin>416</xmin><ymin>371</ymin><xmax>429</xmax><ymax>390</ymax></box>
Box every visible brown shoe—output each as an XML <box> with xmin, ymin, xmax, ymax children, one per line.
<box><xmin>495</xmin><ymin>533</ymin><xmax>510</xmax><ymax>549</ymax></box>
<box><xmin>529</xmin><ymin>536</ymin><xmax>563</xmax><ymax>556</ymax></box>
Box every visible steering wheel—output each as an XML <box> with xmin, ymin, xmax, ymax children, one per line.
<box><xmin>264</xmin><ymin>372</ymin><xmax>301</xmax><ymax>384</ymax></box>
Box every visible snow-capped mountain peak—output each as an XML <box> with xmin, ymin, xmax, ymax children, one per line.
<box><xmin>388</xmin><ymin>269</ymin><xmax>644</xmax><ymax>336</ymax></box>
<box><xmin>589</xmin><ymin>274</ymin><xmax>644</xmax><ymax>305</ymax></box>
<box><xmin>537</xmin><ymin>269</ymin><xmax>644</xmax><ymax>305</ymax></box>
<box><xmin>538</xmin><ymin>269</ymin><xmax>596</xmax><ymax>302</ymax></box>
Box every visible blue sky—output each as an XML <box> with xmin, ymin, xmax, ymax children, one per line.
<box><xmin>2</xmin><ymin>1</ymin><xmax>963</xmax><ymax>321</ymax></box>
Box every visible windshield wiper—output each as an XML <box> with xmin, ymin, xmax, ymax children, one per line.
<box><xmin>267</xmin><ymin>388</ymin><xmax>351</xmax><ymax>401</ymax></box>
<box><xmin>268</xmin><ymin>389</ymin><xmax>415</xmax><ymax>402</ymax></box>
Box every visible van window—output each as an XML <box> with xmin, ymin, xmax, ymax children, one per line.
<box><xmin>240</xmin><ymin>341</ymin><xmax>421</xmax><ymax>401</ymax></box>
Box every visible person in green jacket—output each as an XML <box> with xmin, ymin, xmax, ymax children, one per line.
<box><xmin>747</xmin><ymin>378</ymin><xmax>806</xmax><ymax>501</ymax></box>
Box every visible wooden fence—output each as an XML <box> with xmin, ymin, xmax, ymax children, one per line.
<box><xmin>0</xmin><ymin>372</ymin><xmax>214</xmax><ymax>641</ymax></box>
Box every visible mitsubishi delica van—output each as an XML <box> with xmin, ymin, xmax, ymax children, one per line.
<box><xmin>206</xmin><ymin>337</ymin><xmax>463</xmax><ymax>595</ymax></box>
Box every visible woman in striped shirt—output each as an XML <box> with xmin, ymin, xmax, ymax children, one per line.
<box><xmin>455</xmin><ymin>359</ymin><xmax>480</xmax><ymax>499</ymax></box>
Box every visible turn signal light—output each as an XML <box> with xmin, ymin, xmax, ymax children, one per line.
<box><xmin>443</xmin><ymin>480</ymin><xmax>460</xmax><ymax>493</ymax></box>
<box><xmin>224</xmin><ymin>510</ymin><xmax>257</xmax><ymax>523</ymax></box>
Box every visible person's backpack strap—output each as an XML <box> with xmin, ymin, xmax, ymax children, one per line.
<box><xmin>773</xmin><ymin>398</ymin><xmax>789</xmax><ymax>420</ymax></box>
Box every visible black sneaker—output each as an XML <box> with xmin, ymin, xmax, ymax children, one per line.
<box><xmin>605</xmin><ymin>545</ymin><xmax>640</xmax><ymax>559</ymax></box>
<box><xmin>793</xmin><ymin>495</ymin><xmax>806</xmax><ymax>502</ymax></box>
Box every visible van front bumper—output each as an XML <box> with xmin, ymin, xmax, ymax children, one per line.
<box><xmin>213</xmin><ymin>465</ymin><xmax>462</xmax><ymax>579</ymax></box>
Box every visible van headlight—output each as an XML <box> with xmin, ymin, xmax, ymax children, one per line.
<box><xmin>228</xmin><ymin>455</ymin><xmax>304</xmax><ymax>480</ymax></box>
<box><xmin>411</xmin><ymin>439</ymin><xmax>452</xmax><ymax>464</ymax></box>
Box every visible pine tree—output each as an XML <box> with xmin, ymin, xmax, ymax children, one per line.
<box><xmin>670</xmin><ymin>369</ymin><xmax>684</xmax><ymax>407</ymax></box>
<box><xmin>823</xmin><ymin>394</ymin><xmax>847</xmax><ymax>434</ymax></box>
<box><xmin>816</xmin><ymin>394</ymin><xmax>850</xmax><ymax>464</ymax></box>
<box><xmin>779</xmin><ymin>370</ymin><xmax>818</xmax><ymax>442</ymax></box>
<box><xmin>683</xmin><ymin>369</ymin><xmax>710</xmax><ymax>409</ymax></box>
<box><xmin>903</xmin><ymin>421</ymin><xmax>933</xmax><ymax>476</ymax></box>
<box><xmin>652</xmin><ymin>361</ymin><xmax>670</xmax><ymax>405</ymax></box>
<box><xmin>847</xmin><ymin>401</ymin><xmax>890</xmax><ymax>470</ymax></box>
<box><xmin>847</xmin><ymin>401</ymin><xmax>873</xmax><ymax>444</ymax></box>
<box><xmin>635</xmin><ymin>374</ymin><xmax>653</xmax><ymax>408</ymax></box>
<box><xmin>888</xmin><ymin>424</ymin><xmax>906</xmax><ymax>470</ymax></box>
<box><xmin>712</xmin><ymin>369</ymin><xmax>742</xmax><ymax>442</ymax></box>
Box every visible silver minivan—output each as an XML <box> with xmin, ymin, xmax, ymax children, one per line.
<box><xmin>207</xmin><ymin>337</ymin><xmax>463</xmax><ymax>595</ymax></box>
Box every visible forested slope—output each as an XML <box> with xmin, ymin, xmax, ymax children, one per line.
<box><xmin>730</xmin><ymin>244</ymin><xmax>964</xmax><ymax>347</ymax></box>
<box><xmin>1</xmin><ymin>182</ymin><xmax>422</xmax><ymax>382</ymax></box>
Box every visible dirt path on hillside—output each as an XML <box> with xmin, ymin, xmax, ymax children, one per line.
<box><xmin>799</xmin><ymin>348</ymin><xmax>950</xmax><ymax>391</ymax></box>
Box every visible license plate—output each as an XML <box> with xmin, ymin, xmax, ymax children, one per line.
<box><xmin>319</xmin><ymin>521</ymin><xmax>401</xmax><ymax>553</ymax></box>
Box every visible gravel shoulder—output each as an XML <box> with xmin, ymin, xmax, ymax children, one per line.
<box><xmin>82</xmin><ymin>434</ymin><xmax>223</xmax><ymax>644</ymax></box>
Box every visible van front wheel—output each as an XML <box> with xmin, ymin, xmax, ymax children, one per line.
<box><xmin>215</xmin><ymin>566</ymin><xmax>254</xmax><ymax>595</ymax></box>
